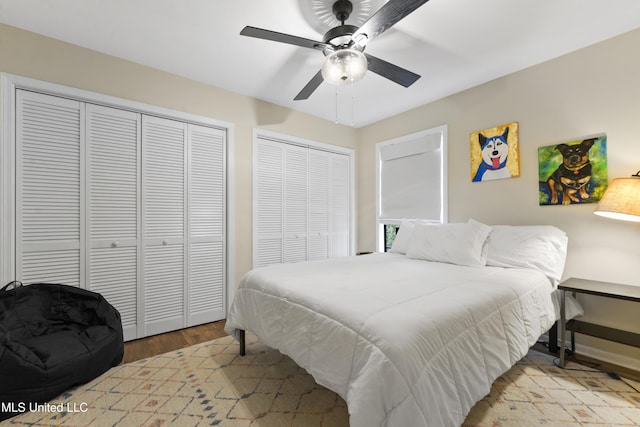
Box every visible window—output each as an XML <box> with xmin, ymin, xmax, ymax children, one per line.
<box><xmin>376</xmin><ymin>125</ymin><xmax>448</xmax><ymax>251</ymax></box>
<box><xmin>384</xmin><ymin>224</ymin><xmax>399</xmax><ymax>252</ymax></box>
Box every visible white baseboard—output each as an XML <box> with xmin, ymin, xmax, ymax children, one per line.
<box><xmin>541</xmin><ymin>332</ymin><xmax>640</xmax><ymax>373</ymax></box>
<box><xmin>572</xmin><ymin>342</ymin><xmax>640</xmax><ymax>373</ymax></box>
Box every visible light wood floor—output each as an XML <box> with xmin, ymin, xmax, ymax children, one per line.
<box><xmin>123</xmin><ymin>321</ymin><xmax>640</xmax><ymax>382</ymax></box>
<box><xmin>122</xmin><ymin>320</ymin><xmax>227</xmax><ymax>364</ymax></box>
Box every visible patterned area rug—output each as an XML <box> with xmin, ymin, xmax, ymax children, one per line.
<box><xmin>3</xmin><ymin>334</ymin><xmax>639</xmax><ymax>426</ymax></box>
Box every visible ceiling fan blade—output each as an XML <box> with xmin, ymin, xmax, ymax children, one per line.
<box><xmin>294</xmin><ymin>70</ymin><xmax>324</xmax><ymax>100</ymax></box>
<box><xmin>353</xmin><ymin>0</ymin><xmax>431</xmax><ymax>45</ymax></box>
<box><xmin>240</xmin><ymin>26</ymin><xmax>330</xmax><ymax>51</ymax></box>
<box><xmin>365</xmin><ymin>53</ymin><xmax>420</xmax><ymax>87</ymax></box>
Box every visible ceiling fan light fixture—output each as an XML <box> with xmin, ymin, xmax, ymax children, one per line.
<box><xmin>241</xmin><ymin>0</ymin><xmax>426</xmax><ymax>99</ymax></box>
<box><xmin>321</xmin><ymin>48</ymin><xmax>368</xmax><ymax>85</ymax></box>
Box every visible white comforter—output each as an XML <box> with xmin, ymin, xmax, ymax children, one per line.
<box><xmin>225</xmin><ymin>253</ymin><xmax>557</xmax><ymax>427</ymax></box>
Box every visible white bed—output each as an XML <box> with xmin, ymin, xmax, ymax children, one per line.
<box><xmin>225</xmin><ymin>221</ymin><xmax>575</xmax><ymax>426</ymax></box>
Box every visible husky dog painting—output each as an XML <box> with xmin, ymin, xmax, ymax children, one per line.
<box><xmin>470</xmin><ymin>122</ymin><xmax>520</xmax><ymax>182</ymax></box>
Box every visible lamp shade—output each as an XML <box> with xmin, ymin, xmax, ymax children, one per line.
<box><xmin>321</xmin><ymin>49</ymin><xmax>368</xmax><ymax>85</ymax></box>
<box><xmin>594</xmin><ymin>177</ymin><xmax>640</xmax><ymax>222</ymax></box>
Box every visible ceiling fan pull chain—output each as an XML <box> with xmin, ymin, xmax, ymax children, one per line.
<box><xmin>334</xmin><ymin>85</ymin><xmax>339</xmax><ymax>124</ymax></box>
<box><xmin>351</xmin><ymin>81</ymin><xmax>355</xmax><ymax>127</ymax></box>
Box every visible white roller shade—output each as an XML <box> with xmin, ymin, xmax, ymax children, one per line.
<box><xmin>379</xmin><ymin>130</ymin><xmax>445</xmax><ymax>222</ymax></box>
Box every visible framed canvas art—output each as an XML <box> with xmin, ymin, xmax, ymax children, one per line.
<box><xmin>470</xmin><ymin>122</ymin><xmax>520</xmax><ymax>182</ymax></box>
<box><xmin>538</xmin><ymin>135</ymin><xmax>607</xmax><ymax>205</ymax></box>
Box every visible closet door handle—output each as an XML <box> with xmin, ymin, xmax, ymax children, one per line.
<box><xmin>162</xmin><ymin>240</ymin><xmax>169</xmax><ymax>246</ymax></box>
<box><xmin>111</xmin><ymin>241</ymin><xmax>119</xmax><ymax>248</ymax></box>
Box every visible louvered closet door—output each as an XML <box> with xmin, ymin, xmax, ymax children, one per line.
<box><xmin>16</xmin><ymin>90</ymin><xmax>83</xmax><ymax>286</ymax></box>
<box><xmin>187</xmin><ymin>124</ymin><xmax>226</xmax><ymax>326</ymax></box>
<box><xmin>142</xmin><ymin>115</ymin><xmax>186</xmax><ymax>336</ymax></box>
<box><xmin>254</xmin><ymin>140</ymin><xmax>284</xmax><ymax>267</ymax></box>
<box><xmin>86</xmin><ymin>104</ymin><xmax>140</xmax><ymax>341</ymax></box>
<box><xmin>329</xmin><ymin>153</ymin><xmax>350</xmax><ymax>257</ymax></box>
<box><xmin>308</xmin><ymin>150</ymin><xmax>329</xmax><ymax>261</ymax></box>
<box><xmin>283</xmin><ymin>144</ymin><xmax>308</xmax><ymax>263</ymax></box>
<box><xmin>254</xmin><ymin>138</ymin><xmax>353</xmax><ymax>267</ymax></box>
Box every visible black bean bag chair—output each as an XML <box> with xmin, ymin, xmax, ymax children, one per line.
<box><xmin>0</xmin><ymin>282</ymin><xmax>123</xmax><ymax>421</ymax></box>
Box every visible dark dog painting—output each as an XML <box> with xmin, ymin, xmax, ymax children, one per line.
<box><xmin>538</xmin><ymin>136</ymin><xmax>608</xmax><ymax>205</ymax></box>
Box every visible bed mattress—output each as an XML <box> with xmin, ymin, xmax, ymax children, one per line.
<box><xmin>225</xmin><ymin>253</ymin><xmax>557</xmax><ymax>427</ymax></box>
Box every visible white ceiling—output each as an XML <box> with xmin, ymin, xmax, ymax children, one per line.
<box><xmin>2</xmin><ymin>0</ymin><xmax>640</xmax><ymax>127</ymax></box>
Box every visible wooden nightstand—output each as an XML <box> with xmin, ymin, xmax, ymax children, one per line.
<box><xmin>558</xmin><ymin>277</ymin><xmax>640</xmax><ymax>367</ymax></box>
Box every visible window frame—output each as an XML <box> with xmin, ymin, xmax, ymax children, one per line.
<box><xmin>375</xmin><ymin>125</ymin><xmax>448</xmax><ymax>252</ymax></box>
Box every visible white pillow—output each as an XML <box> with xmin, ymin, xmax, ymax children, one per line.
<box><xmin>389</xmin><ymin>220</ymin><xmax>415</xmax><ymax>254</ymax></box>
<box><xmin>486</xmin><ymin>225</ymin><xmax>568</xmax><ymax>283</ymax></box>
<box><xmin>406</xmin><ymin>219</ymin><xmax>492</xmax><ymax>267</ymax></box>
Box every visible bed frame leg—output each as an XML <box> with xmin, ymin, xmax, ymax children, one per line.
<box><xmin>239</xmin><ymin>329</ymin><xmax>246</xmax><ymax>356</ymax></box>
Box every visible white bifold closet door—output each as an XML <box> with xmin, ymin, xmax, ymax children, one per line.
<box><xmin>254</xmin><ymin>139</ymin><xmax>284</xmax><ymax>268</ymax></box>
<box><xmin>283</xmin><ymin>144</ymin><xmax>308</xmax><ymax>264</ymax></box>
<box><xmin>142</xmin><ymin>116</ymin><xmax>226</xmax><ymax>336</ymax></box>
<box><xmin>16</xmin><ymin>90</ymin><xmax>84</xmax><ymax>286</ymax></box>
<box><xmin>308</xmin><ymin>150</ymin><xmax>329</xmax><ymax>261</ymax></box>
<box><xmin>142</xmin><ymin>116</ymin><xmax>186</xmax><ymax>336</ymax></box>
<box><xmin>328</xmin><ymin>154</ymin><xmax>350</xmax><ymax>258</ymax></box>
<box><xmin>187</xmin><ymin>124</ymin><xmax>226</xmax><ymax>327</ymax></box>
<box><xmin>254</xmin><ymin>138</ymin><xmax>351</xmax><ymax>268</ymax></box>
<box><xmin>16</xmin><ymin>89</ymin><xmax>226</xmax><ymax>341</ymax></box>
<box><xmin>87</xmin><ymin>104</ymin><xmax>141</xmax><ymax>341</ymax></box>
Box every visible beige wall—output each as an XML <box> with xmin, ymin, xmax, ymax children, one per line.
<box><xmin>2</xmin><ymin>22</ymin><xmax>639</xmax><ymax>368</ymax></box>
<box><xmin>0</xmin><ymin>23</ymin><xmax>357</xmax><ymax>295</ymax></box>
<box><xmin>358</xmin><ymin>28</ymin><xmax>640</xmax><ymax>368</ymax></box>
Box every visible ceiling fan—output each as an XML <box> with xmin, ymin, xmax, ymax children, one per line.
<box><xmin>240</xmin><ymin>0</ymin><xmax>430</xmax><ymax>100</ymax></box>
